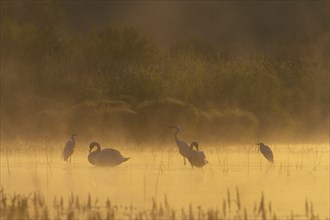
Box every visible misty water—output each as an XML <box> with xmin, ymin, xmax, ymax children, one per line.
<box><xmin>2</xmin><ymin>1</ymin><xmax>329</xmax><ymax>219</ymax></box>
<box><xmin>1</xmin><ymin>143</ymin><xmax>329</xmax><ymax>219</ymax></box>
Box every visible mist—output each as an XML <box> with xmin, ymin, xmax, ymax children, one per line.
<box><xmin>1</xmin><ymin>2</ymin><xmax>330</xmax><ymax>220</ymax></box>
<box><xmin>1</xmin><ymin>1</ymin><xmax>329</xmax><ymax>144</ymax></box>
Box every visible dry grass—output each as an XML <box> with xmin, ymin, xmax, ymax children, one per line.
<box><xmin>0</xmin><ymin>143</ymin><xmax>328</xmax><ymax>220</ymax></box>
<box><xmin>0</xmin><ymin>187</ymin><xmax>324</xmax><ymax>220</ymax></box>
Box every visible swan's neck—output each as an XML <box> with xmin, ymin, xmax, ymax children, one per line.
<box><xmin>190</xmin><ymin>143</ymin><xmax>198</xmax><ymax>151</ymax></box>
<box><xmin>94</xmin><ymin>144</ymin><xmax>101</xmax><ymax>152</ymax></box>
<box><xmin>71</xmin><ymin>136</ymin><xmax>75</xmax><ymax>143</ymax></box>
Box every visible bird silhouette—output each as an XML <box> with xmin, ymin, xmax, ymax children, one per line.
<box><xmin>62</xmin><ymin>134</ymin><xmax>76</xmax><ymax>162</ymax></box>
<box><xmin>88</xmin><ymin>142</ymin><xmax>130</xmax><ymax>167</ymax></box>
<box><xmin>187</xmin><ymin>141</ymin><xmax>208</xmax><ymax>168</ymax></box>
<box><xmin>256</xmin><ymin>143</ymin><xmax>274</xmax><ymax>162</ymax></box>
<box><xmin>169</xmin><ymin>125</ymin><xmax>191</xmax><ymax>165</ymax></box>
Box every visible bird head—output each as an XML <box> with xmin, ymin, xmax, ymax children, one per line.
<box><xmin>168</xmin><ymin>125</ymin><xmax>180</xmax><ymax>133</ymax></box>
<box><xmin>256</xmin><ymin>143</ymin><xmax>265</xmax><ymax>151</ymax></box>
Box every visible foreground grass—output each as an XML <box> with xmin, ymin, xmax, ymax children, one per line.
<box><xmin>0</xmin><ymin>187</ymin><xmax>325</xmax><ymax>220</ymax></box>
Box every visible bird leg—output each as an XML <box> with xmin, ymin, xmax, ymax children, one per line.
<box><xmin>183</xmin><ymin>157</ymin><xmax>186</xmax><ymax>165</ymax></box>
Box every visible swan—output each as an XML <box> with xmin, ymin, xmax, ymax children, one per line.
<box><xmin>187</xmin><ymin>141</ymin><xmax>208</xmax><ymax>168</ymax></box>
<box><xmin>256</xmin><ymin>143</ymin><xmax>274</xmax><ymax>162</ymax></box>
<box><xmin>88</xmin><ymin>142</ymin><xmax>130</xmax><ymax>167</ymax></box>
<box><xmin>62</xmin><ymin>134</ymin><xmax>76</xmax><ymax>162</ymax></box>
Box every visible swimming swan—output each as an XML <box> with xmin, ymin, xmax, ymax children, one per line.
<box><xmin>88</xmin><ymin>142</ymin><xmax>130</xmax><ymax>167</ymax></box>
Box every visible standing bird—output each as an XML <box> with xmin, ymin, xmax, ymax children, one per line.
<box><xmin>62</xmin><ymin>134</ymin><xmax>76</xmax><ymax>162</ymax></box>
<box><xmin>256</xmin><ymin>143</ymin><xmax>274</xmax><ymax>162</ymax></box>
<box><xmin>88</xmin><ymin>142</ymin><xmax>130</xmax><ymax>167</ymax></box>
<box><xmin>169</xmin><ymin>126</ymin><xmax>191</xmax><ymax>165</ymax></box>
<box><xmin>187</xmin><ymin>141</ymin><xmax>208</xmax><ymax>168</ymax></box>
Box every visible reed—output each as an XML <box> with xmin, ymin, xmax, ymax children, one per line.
<box><xmin>0</xmin><ymin>187</ymin><xmax>324</xmax><ymax>220</ymax></box>
<box><xmin>5</xmin><ymin>148</ymin><xmax>10</xmax><ymax>176</ymax></box>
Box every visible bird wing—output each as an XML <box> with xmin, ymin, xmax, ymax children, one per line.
<box><xmin>188</xmin><ymin>150</ymin><xmax>207</xmax><ymax>167</ymax></box>
<box><xmin>89</xmin><ymin>148</ymin><xmax>126</xmax><ymax>166</ymax></box>
<box><xmin>62</xmin><ymin>139</ymin><xmax>75</xmax><ymax>160</ymax></box>
<box><xmin>195</xmin><ymin>151</ymin><xmax>206</xmax><ymax>160</ymax></box>
<box><xmin>260</xmin><ymin>145</ymin><xmax>274</xmax><ymax>162</ymax></box>
<box><xmin>102</xmin><ymin>148</ymin><xmax>123</xmax><ymax>158</ymax></box>
<box><xmin>198</xmin><ymin>151</ymin><xmax>206</xmax><ymax>159</ymax></box>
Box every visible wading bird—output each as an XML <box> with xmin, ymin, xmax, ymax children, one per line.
<box><xmin>187</xmin><ymin>141</ymin><xmax>208</xmax><ymax>168</ymax></box>
<box><xmin>62</xmin><ymin>134</ymin><xmax>76</xmax><ymax>162</ymax></box>
<box><xmin>256</xmin><ymin>143</ymin><xmax>274</xmax><ymax>162</ymax></box>
<box><xmin>88</xmin><ymin>142</ymin><xmax>130</xmax><ymax>167</ymax></box>
<box><xmin>169</xmin><ymin>126</ymin><xmax>191</xmax><ymax>165</ymax></box>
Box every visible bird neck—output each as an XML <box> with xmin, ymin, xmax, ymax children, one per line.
<box><xmin>90</xmin><ymin>142</ymin><xmax>102</xmax><ymax>153</ymax></box>
<box><xmin>174</xmin><ymin>128</ymin><xmax>180</xmax><ymax>142</ymax></box>
<box><xmin>71</xmin><ymin>136</ymin><xmax>75</xmax><ymax>142</ymax></box>
<box><xmin>94</xmin><ymin>143</ymin><xmax>101</xmax><ymax>152</ymax></box>
<box><xmin>174</xmin><ymin>133</ymin><xmax>179</xmax><ymax>142</ymax></box>
<box><xmin>190</xmin><ymin>142</ymin><xmax>199</xmax><ymax>151</ymax></box>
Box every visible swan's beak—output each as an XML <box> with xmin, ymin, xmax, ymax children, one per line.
<box><xmin>89</xmin><ymin>148</ymin><xmax>92</xmax><ymax>153</ymax></box>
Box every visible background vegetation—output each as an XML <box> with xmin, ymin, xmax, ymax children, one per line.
<box><xmin>1</xmin><ymin>1</ymin><xmax>329</xmax><ymax>145</ymax></box>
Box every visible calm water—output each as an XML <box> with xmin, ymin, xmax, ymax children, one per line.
<box><xmin>1</xmin><ymin>144</ymin><xmax>329</xmax><ymax>218</ymax></box>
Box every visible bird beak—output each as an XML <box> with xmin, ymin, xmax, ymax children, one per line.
<box><xmin>89</xmin><ymin>148</ymin><xmax>92</xmax><ymax>153</ymax></box>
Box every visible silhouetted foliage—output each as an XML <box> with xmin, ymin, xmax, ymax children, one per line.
<box><xmin>1</xmin><ymin>1</ymin><xmax>328</xmax><ymax>144</ymax></box>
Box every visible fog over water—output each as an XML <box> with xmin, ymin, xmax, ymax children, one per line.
<box><xmin>0</xmin><ymin>3</ymin><xmax>329</xmax><ymax>218</ymax></box>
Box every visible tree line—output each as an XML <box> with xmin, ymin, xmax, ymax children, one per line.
<box><xmin>1</xmin><ymin>2</ymin><xmax>328</xmax><ymax>144</ymax></box>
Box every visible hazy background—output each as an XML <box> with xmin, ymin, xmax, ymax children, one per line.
<box><xmin>1</xmin><ymin>1</ymin><xmax>329</xmax><ymax>145</ymax></box>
